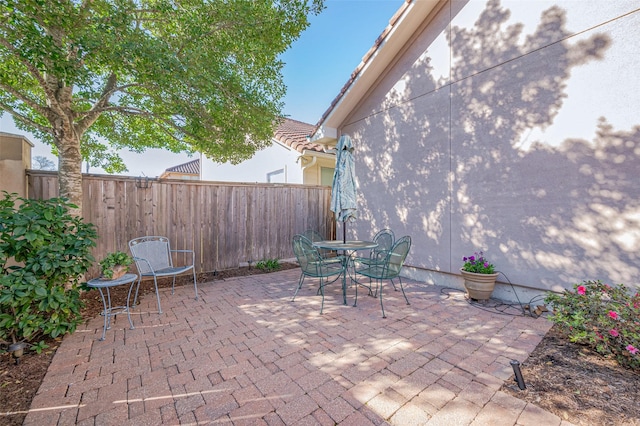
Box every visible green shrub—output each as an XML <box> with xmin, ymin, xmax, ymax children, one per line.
<box><xmin>255</xmin><ymin>258</ymin><xmax>280</xmax><ymax>272</ymax></box>
<box><xmin>545</xmin><ymin>280</ymin><xmax>639</xmax><ymax>371</ymax></box>
<box><xmin>0</xmin><ymin>192</ymin><xmax>97</xmax><ymax>348</ymax></box>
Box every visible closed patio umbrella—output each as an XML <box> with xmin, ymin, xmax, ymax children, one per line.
<box><xmin>331</xmin><ymin>134</ymin><xmax>357</xmax><ymax>243</ymax></box>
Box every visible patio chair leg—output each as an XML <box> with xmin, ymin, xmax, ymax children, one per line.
<box><xmin>171</xmin><ymin>276</ymin><xmax>176</xmax><ymax>295</ymax></box>
<box><xmin>192</xmin><ymin>268</ymin><xmax>199</xmax><ymax>300</ymax></box>
<box><xmin>399</xmin><ymin>277</ymin><xmax>410</xmax><ymax>305</ymax></box>
<box><xmin>125</xmin><ymin>281</ymin><xmax>136</xmax><ymax>330</ymax></box>
<box><xmin>292</xmin><ymin>275</ymin><xmax>305</xmax><ymax>301</ymax></box>
<box><xmin>133</xmin><ymin>276</ymin><xmax>143</xmax><ymax>308</ymax></box>
<box><xmin>153</xmin><ymin>276</ymin><xmax>163</xmax><ymax>314</ymax></box>
<box><xmin>319</xmin><ymin>277</ymin><xmax>325</xmax><ymax>315</ymax></box>
<box><xmin>391</xmin><ymin>278</ymin><xmax>398</xmax><ymax>291</ymax></box>
<box><xmin>353</xmin><ymin>277</ymin><xmax>359</xmax><ymax>307</ymax></box>
<box><xmin>379</xmin><ymin>280</ymin><xmax>386</xmax><ymax>319</ymax></box>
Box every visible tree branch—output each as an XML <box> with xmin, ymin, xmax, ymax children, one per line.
<box><xmin>99</xmin><ymin>104</ymin><xmax>202</xmax><ymax>141</ymax></box>
<box><xmin>0</xmin><ymin>103</ymin><xmax>52</xmax><ymax>135</ymax></box>
<box><xmin>74</xmin><ymin>73</ymin><xmax>119</xmax><ymax>134</ymax></box>
<box><xmin>0</xmin><ymin>81</ymin><xmax>48</xmax><ymax>116</ymax></box>
<box><xmin>0</xmin><ymin>36</ymin><xmax>63</xmax><ymax>114</ymax></box>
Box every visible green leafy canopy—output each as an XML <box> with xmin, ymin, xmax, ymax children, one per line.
<box><xmin>0</xmin><ymin>0</ymin><xmax>323</xmax><ymax>173</ymax></box>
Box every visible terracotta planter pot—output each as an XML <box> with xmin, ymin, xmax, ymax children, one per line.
<box><xmin>101</xmin><ymin>264</ymin><xmax>128</xmax><ymax>280</ymax></box>
<box><xmin>460</xmin><ymin>269</ymin><xmax>499</xmax><ymax>301</ymax></box>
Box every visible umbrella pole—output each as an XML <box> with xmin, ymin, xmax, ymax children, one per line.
<box><xmin>343</xmin><ymin>221</ymin><xmax>346</xmax><ymax>243</ymax></box>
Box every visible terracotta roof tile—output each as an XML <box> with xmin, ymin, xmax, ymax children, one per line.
<box><xmin>163</xmin><ymin>119</ymin><xmax>327</xmax><ymax>175</ymax></box>
<box><xmin>273</xmin><ymin>118</ymin><xmax>326</xmax><ymax>153</ymax></box>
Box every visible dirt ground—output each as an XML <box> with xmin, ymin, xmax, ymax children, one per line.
<box><xmin>501</xmin><ymin>324</ymin><xmax>640</xmax><ymax>425</ymax></box>
<box><xmin>2</xmin><ymin>265</ymin><xmax>639</xmax><ymax>426</ymax></box>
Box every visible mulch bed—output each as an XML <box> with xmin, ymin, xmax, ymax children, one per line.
<box><xmin>501</xmin><ymin>324</ymin><xmax>640</xmax><ymax>425</ymax></box>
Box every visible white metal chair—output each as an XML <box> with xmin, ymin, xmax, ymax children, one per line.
<box><xmin>129</xmin><ymin>236</ymin><xmax>198</xmax><ymax>314</ymax></box>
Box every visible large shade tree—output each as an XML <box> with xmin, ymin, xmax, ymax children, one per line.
<box><xmin>0</xmin><ymin>0</ymin><xmax>323</xmax><ymax>214</ymax></box>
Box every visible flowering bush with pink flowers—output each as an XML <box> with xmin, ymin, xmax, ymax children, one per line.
<box><xmin>545</xmin><ymin>280</ymin><xmax>639</xmax><ymax>371</ymax></box>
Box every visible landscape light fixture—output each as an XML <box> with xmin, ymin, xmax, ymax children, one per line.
<box><xmin>510</xmin><ymin>360</ymin><xmax>526</xmax><ymax>390</ymax></box>
<box><xmin>8</xmin><ymin>342</ymin><xmax>27</xmax><ymax>365</ymax></box>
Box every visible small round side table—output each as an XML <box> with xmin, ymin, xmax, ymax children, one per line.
<box><xmin>87</xmin><ymin>273</ymin><xmax>137</xmax><ymax>341</ymax></box>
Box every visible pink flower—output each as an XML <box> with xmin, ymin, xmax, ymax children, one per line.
<box><xmin>577</xmin><ymin>285</ymin><xmax>586</xmax><ymax>295</ymax></box>
<box><xmin>609</xmin><ymin>329</ymin><xmax>619</xmax><ymax>337</ymax></box>
<box><xmin>608</xmin><ymin>311</ymin><xmax>619</xmax><ymax>320</ymax></box>
<box><xmin>626</xmin><ymin>345</ymin><xmax>638</xmax><ymax>355</ymax></box>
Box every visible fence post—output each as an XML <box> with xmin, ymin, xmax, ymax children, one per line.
<box><xmin>0</xmin><ymin>132</ymin><xmax>33</xmax><ymax>197</ymax></box>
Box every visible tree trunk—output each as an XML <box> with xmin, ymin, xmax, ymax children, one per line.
<box><xmin>56</xmin><ymin>134</ymin><xmax>83</xmax><ymax>216</ymax></box>
<box><xmin>44</xmin><ymin>72</ymin><xmax>84</xmax><ymax>216</ymax></box>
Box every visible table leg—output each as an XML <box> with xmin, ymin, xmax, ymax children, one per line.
<box><xmin>106</xmin><ymin>287</ymin><xmax>113</xmax><ymax>331</ymax></box>
<box><xmin>96</xmin><ymin>283</ymin><xmax>136</xmax><ymax>341</ymax></box>
<box><xmin>97</xmin><ymin>288</ymin><xmax>108</xmax><ymax>341</ymax></box>
<box><xmin>341</xmin><ymin>251</ymin><xmax>348</xmax><ymax>305</ymax></box>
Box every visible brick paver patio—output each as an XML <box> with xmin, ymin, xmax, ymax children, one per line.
<box><xmin>23</xmin><ymin>269</ymin><xmax>573</xmax><ymax>425</ymax></box>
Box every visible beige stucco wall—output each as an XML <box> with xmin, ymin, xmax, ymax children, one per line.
<box><xmin>339</xmin><ymin>0</ymin><xmax>640</xmax><ymax>297</ymax></box>
<box><xmin>0</xmin><ymin>132</ymin><xmax>33</xmax><ymax>197</ymax></box>
<box><xmin>302</xmin><ymin>155</ymin><xmax>335</xmax><ymax>186</ymax></box>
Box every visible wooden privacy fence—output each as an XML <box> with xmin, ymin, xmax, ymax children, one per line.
<box><xmin>27</xmin><ymin>171</ymin><xmax>334</xmax><ymax>278</ymax></box>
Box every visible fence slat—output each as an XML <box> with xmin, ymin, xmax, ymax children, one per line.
<box><xmin>26</xmin><ymin>171</ymin><xmax>332</xmax><ymax>277</ymax></box>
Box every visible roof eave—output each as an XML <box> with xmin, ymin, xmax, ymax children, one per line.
<box><xmin>311</xmin><ymin>0</ymin><xmax>441</xmax><ymax>145</ymax></box>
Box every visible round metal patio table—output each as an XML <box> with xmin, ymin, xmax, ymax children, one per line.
<box><xmin>87</xmin><ymin>273</ymin><xmax>137</xmax><ymax>341</ymax></box>
<box><xmin>312</xmin><ymin>240</ymin><xmax>377</xmax><ymax>306</ymax></box>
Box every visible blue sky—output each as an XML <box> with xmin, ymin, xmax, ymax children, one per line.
<box><xmin>0</xmin><ymin>0</ymin><xmax>404</xmax><ymax>175</ymax></box>
<box><xmin>281</xmin><ymin>0</ymin><xmax>404</xmax><ymax>125</ymax></box>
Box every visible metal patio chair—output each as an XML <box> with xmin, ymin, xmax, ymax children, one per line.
<box><xmin>355</xmin><ymin>228</ymin><xmax>395</xmax><ymax>265</ymax></box>
<box><xmin>354</xmin><ymin>228</ymin><xmax>396</xmax><ymax>289</ymax></box>
<box><xmin>354</xmin><ymin>235</ymin><xmax>411</xmax><ymax>318</ymax></box>
<box><xmin>129</xmin><ymin>236</ymin><xmax>198</xmax><ymax>314</ymax></box>
<box><xmin>291</xmin><ymin>234</ymin><xmax>344</xmax><ymax>314</ymax></box>
<box><xmin>301</xmin><ymin>229</ymin><xmax>341</xmax><ymax>262</ymax></box>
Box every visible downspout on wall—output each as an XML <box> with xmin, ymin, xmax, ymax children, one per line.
<box><xmin>300</xmin><ymin>155</ymin><xmax>316</xmax><ymax>171</ymax></box>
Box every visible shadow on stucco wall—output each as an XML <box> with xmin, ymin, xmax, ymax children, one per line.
<box><xmin>345</xmin><ymin>0</ymin><xmax>639</xmax><ymax>292</ymax></box>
